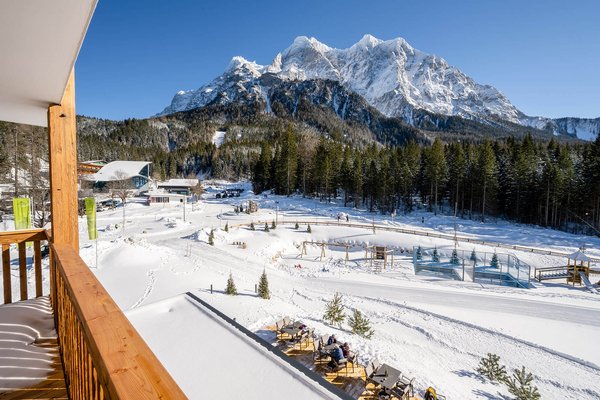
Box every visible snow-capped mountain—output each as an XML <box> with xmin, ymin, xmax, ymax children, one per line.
<box><xmin>159</xmin><ymin>35</ymin><xmax>600</xmax><ymax>140</ymax></box>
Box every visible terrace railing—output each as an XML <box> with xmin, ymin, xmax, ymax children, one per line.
<box><xmin>0</xmin><ymin>229</ymin><xmax>187</xmax><ymax>399</ymax></box>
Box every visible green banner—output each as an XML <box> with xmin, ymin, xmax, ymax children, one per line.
<box><xmin>13</xmin><ymin>198</ymin><xmax>31</xmax><ymax>230</ymax></box>
<box><xmin>85</xmin><ymin>197</ymin><xmax>98</xmax><ymax>240</ymax></box>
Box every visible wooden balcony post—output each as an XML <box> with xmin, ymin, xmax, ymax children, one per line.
<box><xmin>48</xmin><ymin>70</ymin><xmax>79</xmax><ymax>251</ymax></box>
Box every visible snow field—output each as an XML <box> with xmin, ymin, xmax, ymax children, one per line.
<box><xmin>73</xmin><ymin>182</ymin><xmax>600</xmax><ymax>399</ymax></box>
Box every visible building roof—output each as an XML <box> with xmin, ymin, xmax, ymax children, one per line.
<box><xmin>157</xmin><ymin>179</ymin><xmax>199</xmax><ymax>188</ymax></box>
<box><xmin>0</xmin><ymin>1</ymin><xmax>97</xmax><ymax>127</ymax></box>
<box><xmin>567</xmin><ymin>250</ymin><xmax>592</xmax><ymax>262</ymax></box>
<box><xmin>82</xmin><ymin>161</ymin><xmax>151</xmax><ymax>182</ymax></box>
<box><xmin>126</xmin><ymin>294</ymin><xmax>343</xmax><ymax>400</ymax></box>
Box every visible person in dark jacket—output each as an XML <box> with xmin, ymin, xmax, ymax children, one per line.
<box><xmin>327</xmin><ymin>334</ymin><xmax>337</xmax><ymax>345</ymax></box>
<box><xmin>328</xmin><ymin>345</ymin><xmax>345</xmax><ymax>370</ymax></box>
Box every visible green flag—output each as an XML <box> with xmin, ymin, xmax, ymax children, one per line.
<box><xmin>85</xmin><ymin>197</ymin><xmax>98</xmax><ymax>240</ymax></box>
<box><xmin>13</xmin><ymin>198</ymin><xmax>31</xmax><ymax>230</ymax></box>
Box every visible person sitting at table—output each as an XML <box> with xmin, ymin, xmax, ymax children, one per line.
<box><xmin>327</xmin><ymin>345</ymin><xmax>345</xmax><ymax>370</ymax></box>
<box><xmin>327</xmin><ymin>334</ymin><xmax>337</xmax><ymax>345</ymax></box>
<box><xmin>341</xmin><ymin>342</ymin><xmax>354</xmax><ymax>362</ymax></box>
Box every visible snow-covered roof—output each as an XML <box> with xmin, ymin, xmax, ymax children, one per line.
<box><xmin>126</xmin><ymin>295</ymin><xmax>342</xmax><ymax>400</ymax></box>
<box><xmin>0</xmin><ymin>1</ymin><xmax>97</xmax><ymax>127</ymax></box>
<box><xmin>157</xmin><ymin>179</ymin><xmax>199</xmax><ymax>188</ymax></box>
<box><xmin>82</xmin><ymin>161</ymin><xmax>151</xmax><ymax>182</ymax></box>
<box><xmin>568</xmin><ymin>250</ymin><xmax>592</xmax><ymax>262</ymax></box>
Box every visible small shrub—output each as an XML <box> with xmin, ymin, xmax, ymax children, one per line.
<box><xmin>250</xmin><ymin>222</ymin><xmax>255</xmax><ymax>230</ymax></box>
<box><xmin>415</xmin><ymin>246</ymin><xmax>423</xmax><ymax>261</ymax></box>
<box><xmin>348</xmin><ymin>309</ymin><xmax>374</xmax><ymax>339</ymax></box>
<box><xmin>470</xmin><ymin>248</ymin><xmax>477</xmax><ymax>265</ymax></box>
<box><xmin>432</xmin><ymin>248</ymin><xmax>440</xmax><ymax>263</ymax></box>
<box><xmin>307</xmin><ymin>224</ymin><xmax>312</xmax><ymax>233</ymax></box>
<box><xmin>505</xmin><ymin>366</ymin><xmax>541</xmax><ymax>400</ymax></box>
<box><xmin>295</xmin><ymin>222</ymin><xmax>299</xmax><ymax>229</ymax></box>
<box><xmin>490</xmin><ymin>251</ymin><xmax>499</xmax><ymax>268</ymax></box>
<box><xmin>264</xmin><ymin>222</ymin><xmax>270</xmax><ymax>232</ymax></box>
<box><xmin>208</xmin><ymin>229</ymin><xmax>215</xmax><ymax>246</ymax></box>
<box><xmin>476</xmin><ymin>353</ymin><xmax>507</xmax><ymax>383</ymax></box>
<box><xmin>323</xmin><ymin>293</ymin><xmax>345</xmax><ymax>327</ymax></box>
<box><xmin>258</xmin><ymin>270</ymin><xmax>270</xmax><ymax>299</ymax></box>
<box><xmin>450</xmin><ymin>248</ymin><xmax>460</xmax><ymax>265</ymax></box>
<box><xmin>224</xmin><ymin>222</ymin><xmax>229</xmax><ymax>232</ymax></box>
<box><xmin>225</xmin><ymin>273</ymin><xmax>237</xmax><ymax>295</ymax></box>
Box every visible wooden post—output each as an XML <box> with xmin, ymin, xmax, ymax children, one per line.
<box><xmin>48</xmin><ymin>70</ymin><xmax>79</xmax><ymax>251</ymax></box>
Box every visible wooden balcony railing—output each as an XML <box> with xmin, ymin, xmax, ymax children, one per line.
<box><xmin>0</xmin><ymin>229</ymin><xmax>187</xmax><ymax>399</ymax></box>
<box><xmin>0</xmin><ymin>228</ymin><xmax>48</xmax><ymax>303</ymax></box>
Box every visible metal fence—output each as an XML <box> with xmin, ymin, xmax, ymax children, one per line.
<box><xmin>413</xmin><ymin>246</ymin><xmax>531</xmax><ymax>288</ymax></box>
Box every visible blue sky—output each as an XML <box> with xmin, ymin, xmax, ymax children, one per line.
<box><xmin>77</xmin><ymin>0</ymin><xmax>600</xmax><ymax>120</ymax></box>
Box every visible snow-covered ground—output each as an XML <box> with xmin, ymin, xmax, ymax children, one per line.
<box><xmin>69</xmin><ymin>181</ymin><xmax>600</xmax><ymax>399</ymax></box>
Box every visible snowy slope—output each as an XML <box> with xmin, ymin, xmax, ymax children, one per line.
<box><xmin>159</xmin><ymin>35</ymin><xmax>600</xmax><ymax>140</ymax></box>
<box><xmin>61</xmin><ymin>183</ymin><xmax>600</xmax><ymax>399</ymax></box>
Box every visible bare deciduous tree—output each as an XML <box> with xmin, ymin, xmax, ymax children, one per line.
<box><xmin>107</xmin><ymin>170</ymin><xmax>135</xmax><ymax>234</ymax></box>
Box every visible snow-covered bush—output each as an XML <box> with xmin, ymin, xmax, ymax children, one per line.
<box><xmin>225</xmin><ymin>273</ymin><xmax>237</xmax><ymax>295</ymax></box>
<box><xmin>264</xmin><ymin>222</ymin><xmax>270</xmax><ymax>232</ymax></box>
<box><xmin>506</xmin><ymin>366</ymin><xmax>541</xmax><ymax>400</ymax></box>
<box><xmin>432</xmin><ymin>248</ymin><xmax>440</xmax><ymax>262</ymax></box>
<box><xmin>258</xmin><ymin>270</ymin><xmax>270</xmax><ymax>299</ymax></box>
<box><xmin>450</xmin><ymin>248</ymin><xmax>460</xmax><ymax>265</ymax></box>
<box><xmin>307</xmin><ymin>224</ymin><xmax>312</xmax><ymax>233</ymax></box>
<box><xmin>490</xmin><ymin>251</ymin><xmax>499</xmax><ymax>268</ymax></box>
<box><xmin>348</xmin><ymin>309</ymin><xmax>374</xmax><ymax>339</ymax></box>
<box><xmin>470</xmin><ymin>248</ymin><xmax>477</xmax><ymax>265</ymax></box>
<box><xmin>476</xmin><ymin>353</ymin><xmax>507</xmax><ymax>383</ymax></box>
<box><xmin>208</xmin><ymin>229</ymin><xmax>215</xmax><ymax>246</ymax></box>
<box><xmin>323</xmin><ymin>293</ymin><xmax>345</xmax><ymax>327</ymax></box>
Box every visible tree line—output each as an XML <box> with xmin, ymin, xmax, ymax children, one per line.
<box><xmin>252</xmin><ymin>129</ymin><xmax>600</xmax><ymax>236</ymax></box>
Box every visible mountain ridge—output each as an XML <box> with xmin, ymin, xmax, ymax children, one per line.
<box><xmin>159</xmin><ymin>34</ymin><xmax>600</xmax><ymax>140</ymax></box>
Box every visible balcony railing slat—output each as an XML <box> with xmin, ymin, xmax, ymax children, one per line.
<box><xmin>2</xmin><ymin>243</ymin><xmax>11</xmax><ymax>304</ymax></box>
<box><xmin>18</xmin><ymin>242</ymin><xmax>27</xmax><ymax>301</ymax></box>
<box><xmin>34</xmin><ymin>240</ymin><xmax>43</xmax><ymax>297</ymax></box>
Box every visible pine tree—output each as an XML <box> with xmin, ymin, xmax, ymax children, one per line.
<box><xmin>224</xmin><ymin>222</ymin><xmax>229</xmax><ymax>232</ymax></box>
<box><xmin>470</xmin><ymin>248</ymin><xmax>477</xmax><ymax>265</ymax></box>
<box><xmin>225</xmin><ymin>273</ymin><xmax>237</xmax><ymax>295</ymax></box>
<box><xmin>348</xmin><ymin>309</ymin><xmax>374</xmax><ymax>339</ymax></box>
<box><xmin>490</xmin><ymin>251</ymin><xmax>499</xmax><ymax>268</ymax></box>
<box><xmin>250</xmin><ymin>222</ymin><xmax>255</xmax><ymax>230</ymax></box>
<box><xmin>295</xmin><ymin>222</ymin><xmax>299</xmax><ymax>229</ymax></box>
<box><xmin>208</xmin><ymin>229</ymin><xmax>215</xmax><ymax>246</ymax></box>
<box><xmin>307</xmin><ymin>224</ymin><xmax>312</xmax><ymax>233</ymax></box>
<box><xmin>450</xmin><ymin>248</ymin><xmax>460</xmax><ymax>265</ymax></box>
<box><xmin>432</xmin><ymin>247</ymin><xmax>440</xmax><ymax>262</ymax></box>
<box><xmin>323</xmin><ymin>293</ymin><xmax>345</xmax><ymax>327</ymax></box>
<box><xmin>415</xmin><ymin>246</ymin><xmax>423</xmax><ymax>261</ymax></box>
<box><xmin>257</xmin><ymin>270</ymin><xmax>270</xmax><ymax>299</ymax></box>
<box><xmin>476</xmin><ymin>353</ymin><xmax>507</xmax><ymax>383</ymax></box>
<box><xmin>505</xmin><ymin>366</ymin><xmax>541</xmax><ymax>400</ymax></box>
<box><xmin>264</xmin><ymin>222</ymin><xmax>270</xmax><ymax>232</ymax></box>
<box><xmin>271</xmin><ymin>220</ymin><xmax>276</xmax><ymax>230</ymax></box>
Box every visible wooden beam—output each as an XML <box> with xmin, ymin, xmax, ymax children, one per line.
<box><xmin>48</xmin><ymin>70</ymin><xmax>79</xmax><ymax>251</ymax></box>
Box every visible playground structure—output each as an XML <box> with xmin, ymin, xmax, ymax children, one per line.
<box><xmin>364</xmin><ymin>245</ymin><xmax>395</xmax><ymax>271</ymax></box>
<box><xmin>299</xmin><ymin>240</ymin><xmax>406</xmax><ymax>272</ymax></box>
<box><xmin>300</xmin><ymin>241</ymin><xmax>352</xmax><ymax>261</ymax></box>
<box><xmin>412</xmin><ymin>247</ymin><xmax>531</xmax><ymax>288</ymax></box>
<box><xmin>534</xmin><ymin>250</ymin><xmax>600</xmax><ymax>293</ymax></box>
